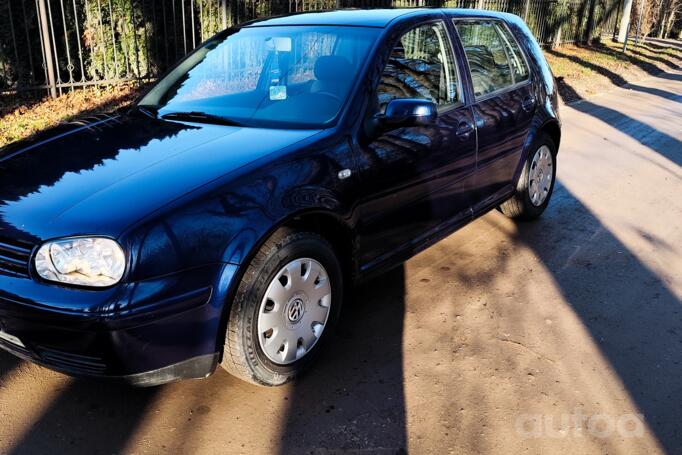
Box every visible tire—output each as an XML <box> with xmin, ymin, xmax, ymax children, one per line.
<box><xmin>499</xmin><ymin>133</ymin><xmax>557</xmax><ymax>220</ymax></box>
<box><xmin>220</xmin><ymin>228</ymin><xmax>343</xmax><ymax>386</ymax></box>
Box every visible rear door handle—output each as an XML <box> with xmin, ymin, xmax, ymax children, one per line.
<box><xmin>456</xmin><ymin>121</ymin><xmax>474</xmax><ymax>140</ymax></box>
<box><xmin>522</xmin><ymin>96</ymin><xmax>536</xmax><ymax>112</ymax></box>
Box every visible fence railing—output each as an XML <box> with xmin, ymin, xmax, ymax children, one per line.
<box><xmin>0</xmin><ymin>0</ymin><xmax>622</xmax><ymax>97</ymax></box>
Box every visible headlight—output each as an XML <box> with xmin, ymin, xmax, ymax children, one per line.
<box><xmin>35</xmin><ymin>237</ymin><xmax>126</xmax><ymax>287</ymax></box>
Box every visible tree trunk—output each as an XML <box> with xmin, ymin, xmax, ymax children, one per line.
<box><xmin>618</xmin><ymin>0</ymin><xmax>634</xmax><ymax>42</ymax></box>
<box><xmin>656</xmin><ymin>0</ymin><xmax>669</xmax><ymax>38</ymax></box>
<box><xmin>663</xmin><ymin>9</ymin><xmax>676</xmax><ymax>38</ymax></box>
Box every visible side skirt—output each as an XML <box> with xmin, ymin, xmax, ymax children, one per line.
<box><xmin>356</xmin><ymin>185</ymin><xmax>515</xmax><ymax>283</ymax></box>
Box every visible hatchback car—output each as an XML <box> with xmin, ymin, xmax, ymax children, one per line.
<box><xmin>0</xmin><ymin>8</ymin><xmax>560</xmax><ymax>386</ymax></box>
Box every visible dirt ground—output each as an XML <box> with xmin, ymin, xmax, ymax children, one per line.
<box><xmin>0</xmin><ymin>51</ymin><xmax>681</xmax><ymax>455</ymax></box>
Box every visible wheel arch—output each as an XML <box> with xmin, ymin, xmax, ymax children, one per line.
<box><xmin>280</xmin><ymin>211</ymin><xmax>357</xmax><ymax>284</ymax></box>
<box><xmin>213</xmin><ymin>209</ymin><xmax>357</xmax><ymax>353</ymax></box>
<box><xmin>539</xmin><ymin>119</ymin><xmax>561</xmax><ymax>153</ymax></box>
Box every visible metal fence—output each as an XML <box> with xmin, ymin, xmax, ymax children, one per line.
<box><xmin>0</xmin><ymin>0</ymin><xmax>623</xmax><ymax>96</ymax></box>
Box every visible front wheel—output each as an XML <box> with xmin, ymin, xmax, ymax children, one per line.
<box><xmin>499</xmin><ymin>133</ymin><xmax>557</xmax><ymax>220</ymax></box>
<box><xmin>220</xmin><ymin>229</ymin><xmax>343</xmax><ymax>386</ymax></box>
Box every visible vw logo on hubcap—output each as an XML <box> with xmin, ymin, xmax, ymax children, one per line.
<box><xmin>286</xmin><ymin>298</ymin><xmax>305</xmax><ymax>323</ymax></box>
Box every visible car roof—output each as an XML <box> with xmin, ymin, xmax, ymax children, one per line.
<box><xmin>242</xmin><ymin>8</ymin><xmax>513</xmax><ymax>28</ymax></box>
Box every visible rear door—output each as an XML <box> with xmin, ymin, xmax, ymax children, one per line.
<box><xmin>453</xmin><ymin>19</ymin><xmax>535</xmax><ymax>210</ymax></box>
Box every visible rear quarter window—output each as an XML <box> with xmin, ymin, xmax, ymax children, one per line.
<box><xmin>495</xmin><ymin>23</ymin><xmax>530</xmax><ymax>83</ymax></box>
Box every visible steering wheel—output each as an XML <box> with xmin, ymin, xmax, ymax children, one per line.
<box><xmin>313</xmin><ymin>91</ymin><xmax>343</xmax><ymax>104</ymax></box>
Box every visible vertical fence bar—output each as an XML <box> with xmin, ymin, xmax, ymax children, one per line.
<box><xmin>7</xmin><ymin>0</ymin><xmax>23</xmax><ymax>87</ymax></box>
<box><xmin>143</xmin><ymin>0</ymin><xmax>152</xmax><ymax>77</ymax></box>
<box><xmin>122</xmin><ymin>5</ymin><xmax>131</xmax><ymax>77</ymax></box>
<box><xmin>71</xmin><ymin>0</ymin><xmax>86</xmax><ymax>83</ymax></box>
<box><xmin>107</xmin><ymin>0</ymin><xmax>120</xmax><ymax>78</ymax></box>
<box><xmin>152</xmin><ymin>0</ymin><xmax>161</xmax><ymax>76</ymax></box>
<box><xmin>22</xmin><ymin>0</ymin><xmax>37</xmax><ymax>84</ymax></box>
<box><xmin>130</xmin><ymin>0</ymin><xmax>141</xmax><ymax>78</ymax></box>
<box><xmin>35</xmin><ymin>0</ymin><xmax>50</xmax><ymax>87</ymax></box>
<box><xmin>45</xmin><ymin>0</ymin><xmax>63</xmax><ymax>94</ymax></box>
<box><xmin>59</xmin><ymin>0</ymin><xmax>75</xmax><ymax>86</ymax></box>
<box><xmin>191</xmin><ymin>0</ymin><xmax>197</xmax><ymax>47</ymax></box>
<box><xmin>171</xmin><ymin>0</ymin><xmax>178</xmax><ymax>59</ymax></box>
<box><xmin>182</xmin><ymin>0</ymin><xmax>188</xmax><ymax>54</ymax></box>
<box><xmin>96</xmin><ymin>0</ymin><xmax>107</xmax><ymax>78</ymax></box>
<box><xmin>162</xmin><ymin>0</ymin><xmax>169</xmax><ymax>66</ymax></box>
<box><xmin>37</xmin><ymin>0</ymin><xmax>57</xmax><ymax>97</ymax></box>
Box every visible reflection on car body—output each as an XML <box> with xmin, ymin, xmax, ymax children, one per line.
<box><xmin>0</xmin><ymin>9</ymin><xmax>560</xmax><ymax>387</ymax></box>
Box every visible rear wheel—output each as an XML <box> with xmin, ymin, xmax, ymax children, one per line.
<box><xmin>499</xmin><ymin>133</ymin><xmax>557</xmax><ymax>220</ymax></box>
<box><xmin>220</xmin><ymin>229</ymin><xmax>342</xmax><ymax>386</ymax></box>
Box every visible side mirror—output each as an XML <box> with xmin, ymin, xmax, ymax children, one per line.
<box><xmin>378</xmin><ymin>98</ymin><xmax>438</xmax><ymax>131</ymax></box>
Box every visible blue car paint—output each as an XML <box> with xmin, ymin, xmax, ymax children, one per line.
<box><xmin>0</xmin><ymin>9</ymin><xmax>560</xmax><ymax>385</ymax></box>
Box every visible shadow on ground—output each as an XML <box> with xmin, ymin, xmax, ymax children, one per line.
<box><xmin>6</xmin><ymin>380</ymin><xmax>159</xmax><ymax>454</ymax></box>
<box><xmin>548</xmin><ymin>47</ymin><xmax>682</xmax><ymax>103</ymax></box>
<box><xmin>2</xmin><ymin>267</ymin><xmax>409</xmax><ymax>454</ymax></box>
<box><xmin>277</xmin><ymin>266</ymin><xmax>408</xmax><ymax>454</ymax></box>
<box><xmin>491</xmin><ymin>182</ymin><xmax>682</xmax><ymax>454</ymax></box>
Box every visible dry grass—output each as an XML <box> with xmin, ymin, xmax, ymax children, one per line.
<box><xmin>0</xmin><ymin>83</ymin><xmax>145</xmax><ymax>148</ymax></box>
<box><xmin>545</xmin><ymin>39</ymin><xmax>682</xmax><ymax>102</ymax></box>
<box><xmin>1</xmin><ymin>38</ymin><xmax>680</xmax><ymax>148</ymax></box>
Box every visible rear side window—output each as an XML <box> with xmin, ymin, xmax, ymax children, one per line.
<box><xmin>377</xmin><ymin>22</ymin><xmax>460</xmax><ymax>111</ymax></box>
<box><xmin>455</xmin><ymin>20</ymin><xmax>529</xmax><ymax>98</ymax></box>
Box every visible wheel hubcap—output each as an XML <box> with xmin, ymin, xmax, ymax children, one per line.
<box><xmin>528</xmin><ymin>145</ymin><xmax>554</xmax><ymax>206</ymax></box>
<box><xmin>257</xmin><ymin>258</ymin><xmax>331</xmax><ymax>365</ymax></box>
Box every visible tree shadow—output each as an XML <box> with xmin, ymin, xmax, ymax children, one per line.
<box><xmin>0</xmin><ymin>350</ymin><xmax>18</xmax><ymax>379</ymax></box>
<box><xmin>0</xmin><ymin>94</ymin><xmax>49</xmax><ymax>119</ymax></box>
<box><xmin>0</xmin><ymin>268</ymin><xmax>407</xmax><ymax>454</ymax></box>
<box><xmin>625</xmin><ymin>46</ymin><xmax>682</xmax><ymax>70</ymax></box>
<box><xmin>581</xmin><ymin>42</ymin><xmax>667</xmax><ymax>75</ymax></box>
<box><xmin>635</xmin><ymin>42</ymin><xmax>682</xmax><ymax>60</ymax></box>
<box><xmin>564</xmin><ymin>79</ymin><xmax>681</xmax><ymax>166</ymax></box>
<box><xmin>277</xmin><ymin>265</ymin><xmax>408</xmax><ymax>454</ymax></box>
<box><xmin>548</xmin><ymin>48</ymin><xmax>682</xmax><ymax>104</ymax></box>
<box><xmin>6</xmin><ymin>379</ymin><xmax>160</xmax><ymax>454</ymax></box>
<box><xmin>490</xmin><ymin>181</ymin><xmax>682</xmax><ymax>454</ymax></box>
<box><xmin>646</xmin><ymin>38</ymin><xmax>682</xmax><ymax>51</ymax></box>
<box><xmin>504</xmin><ymin>74</ymin><xmax>682</xmax><ymax>450</ymax></box>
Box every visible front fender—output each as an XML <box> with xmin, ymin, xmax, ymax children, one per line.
<box><xmin>122</xmin><ymin>135</ymin><xmax>358</xmax><ymax>282</ymax></box>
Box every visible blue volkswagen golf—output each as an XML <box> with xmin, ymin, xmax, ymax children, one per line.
<box><xmin>0</xmin><ymin>9</ymin><xmax>560</xmax><ymax>386</ymax></box>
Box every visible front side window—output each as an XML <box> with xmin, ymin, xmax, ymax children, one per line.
<box><xmin>455</xmin><ymin>20</ymin><xmax>522</xmax><ymax>98</ymax></box>
<box><xmin>140</xmin><ymin>26</ymin><xmax>380</xmax><ymax>129</ymax></box>
<box><xmin>377</xmin><ymin>22</ymin><xmax>460</xmax><ymax>112</ymax></box>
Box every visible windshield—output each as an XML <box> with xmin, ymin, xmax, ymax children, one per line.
<box><xmin>140</xmin><ymin>25</ymin><xmax>380</xmax><ymax>129</ymax></box>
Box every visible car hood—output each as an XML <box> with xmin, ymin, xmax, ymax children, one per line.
<box><xmin>0</xmin><ymin>112</ymin><xmax>321</xmax><ymax>243</ymax></box>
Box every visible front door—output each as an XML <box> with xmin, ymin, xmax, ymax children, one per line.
<box><xmin>353</xmin><ymin>19</ymin><xmax>477</xmax><ymax>269</ymax></box>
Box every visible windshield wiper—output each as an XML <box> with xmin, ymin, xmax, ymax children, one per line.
<box><xmin>136</xmin><ymin>105</ymin><xmax>159</xmax><ymax>118</ymax></box>
<box><xmin>161</xmin><ymin>111</ymin><xmax>244</xmax><ymax>127</ymax></box>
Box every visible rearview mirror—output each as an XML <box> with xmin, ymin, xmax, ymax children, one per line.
<box><xmin>378</xmin><ymin>99</ymin><xmax>438</xmax><ymax>131</ymax></box>
<box><xmin>265</xmin><ymin>37</ymin><xmax>292</xmax><ymax>52</ymax></box>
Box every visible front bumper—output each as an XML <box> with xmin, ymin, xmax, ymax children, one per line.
<box><xmin>0</xmin><ymin>262</ymin><xmax>239</xmax><ymax>386</ymax></box>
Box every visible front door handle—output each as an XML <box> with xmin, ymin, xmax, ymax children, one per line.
<box><xmin>522</xmin><ymin>96</ymin><xmax>536</xmax><ymax>112</ymax></box>
<box><xmin>456</xmin><ymin>121</ymin><xmax>474</xmax><ymax>140</ymax></box>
